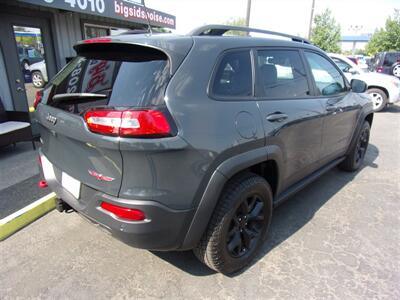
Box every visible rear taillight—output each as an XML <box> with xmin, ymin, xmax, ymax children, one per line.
<box><xmin>377</xmin><ymin>67</ymin><xmax>383</xmax><ymax>73</ymax></box>
<box><xmin>84</xmin><ymin>109</ymin><xmax>172</xmax><ymax>138</ymax></box>
<box><xmin>100</xmin><ymin>202</ymin><xmax>145</xmax><ymax>221</ymax></box>
<box><xmin>34</xmin><ymin>90</ymin><xmax>43</xmax><ymax>109</ymax></box>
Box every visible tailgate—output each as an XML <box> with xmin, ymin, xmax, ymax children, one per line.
<box><xmin>35</xmin><ymin>40</ymin><xmax>189</xmax><ymax>198</ymax></box>
<box><xmin>37</xmin><ymin>104</ymin><xmax>123</xmax><ymax>197</ymax></box>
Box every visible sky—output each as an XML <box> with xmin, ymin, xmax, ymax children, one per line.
<box><xmin>147</xmin><ymin>0</ymin><xmax>399</xmax><ymax>37</ymax></box>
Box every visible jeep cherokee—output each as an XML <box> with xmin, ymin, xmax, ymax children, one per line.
<box><xmin>36</xmin><ymin>25</ymin><xmax>374</xmax><ymax>274</ymax></box>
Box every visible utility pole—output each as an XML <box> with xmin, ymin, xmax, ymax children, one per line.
<box><xmin>308</xmin><ymin>0</ymin><xmax>316</xmax><ymax>39</ymax></box>
<box><xmin>245</xmin><ymin>0</ymin><xmax>252</xmax><ymax>27</ymax></box>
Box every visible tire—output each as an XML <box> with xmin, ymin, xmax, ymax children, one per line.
<box><xmin>339</xmin><ymin>121</ymin><xmax>370</xmax><ymax>172</ymax></box>
<box><xmin>22</xmin><ymin>60</ymin><xmax>30</xmax><ymax>71</ymax></box>
<box><xmin>392</xmin><ymin>63</ymin><xmax>400</xmax><ymax>78</ymax></box>
<box><xmin>31</xmin><ymin>71</ymin><xmax>45</xmax><ymax>88</ymax></box>
<box><xmin>366</xmin><ymin>88</ymin><xmax>387</xmax><ymax>112</ymax></box>
<box><xmin>193</xmin><ymin>173</ymin><xmax>273</xmax><ymax>274</ymax></box>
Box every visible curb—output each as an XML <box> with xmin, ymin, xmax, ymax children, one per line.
<box><xmin>0</xmin><ymin>193</ymin><xmax>56</xmax><ymax>241</ymax></box>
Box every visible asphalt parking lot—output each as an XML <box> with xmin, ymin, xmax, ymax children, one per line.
<box><xmin>1</xmin><ymin>105</ymin><xmax>399</xmax><ymax>299</ymax></box>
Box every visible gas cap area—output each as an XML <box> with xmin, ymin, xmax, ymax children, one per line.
<box><xmin>235</xmin><ymin>111</ymin><xmax>257</xmax><ymax>139</ymax></box>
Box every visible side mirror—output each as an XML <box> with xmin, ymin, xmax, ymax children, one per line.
<box><xmin>351</xmin><ymin>79</ymin><xmax>367</xmax><ymax>93</ymax></box>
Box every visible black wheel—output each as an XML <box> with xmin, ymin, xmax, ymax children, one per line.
<box><xmin>193</xmin><ymin>173</ymin><xmax>273</xmax><ymax>274</ymax></box>
<box><xmin>366</xmin><ymin>88</ymin><xmax>387</xmax><ymax>112</ymax></box>
<box><xmin>31</xmin><ymin>71</ymin><xmax>45</xmax><ymax>88</ymax></box>
<box><xmin>339</xmin><ymin>121</ymin><xmax>370</xmax><ymax>172</ymax></box>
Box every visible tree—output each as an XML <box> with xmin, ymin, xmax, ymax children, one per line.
<box><xmin>365</xmin><ymin>10</ymin><xmax>400</xmax><ymax>56</ymax></box>
<box><xmin>310</xmin><ymin>9</ymin><xmax>341</xmax><ymax>52</ymax></box>
<box><xmin>224</xmin><ymin>18</ymin><xmax>247</xmax><ymax>36</ymax></box>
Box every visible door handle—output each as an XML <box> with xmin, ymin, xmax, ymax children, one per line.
<box><xmin>16</xmin><ymin>87</ymin><xmax>24</xmax><ymax>92</ymax></box>
<box><xmin>326</xmin><ymin>105</ymin><xmax>343</xmax><ymax>113</ymax></box>
<box><xmin>266</xmin><ymin>112</ymin><xmax>288</xmax><ymax>122</ymax></box>
<box><xmin>326</xmin><ymin>105</ymin><xmax>337</xmax><ymax>112</ymax></box>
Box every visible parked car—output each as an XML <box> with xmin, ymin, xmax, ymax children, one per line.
<box><xmin>28</xmin><ymin>60</ymin><xmax>48</xmax><ymax>88</ymax></box>
<box><xmin>35</xmin><ymin>25</ymin><xmax>374</xmax><ymax>274</ymax></box>
<box><xmin>17</xmin><ymin>45</ymin><xmax>44</xmax><ymax>70</ymax></box>
<box><xmin>370</xmin><ymin>51</ymin><xmax>400</xmax><ymax>78</ymax></box>
<box><xmin>347</xmin><ymin>56</ymin><xmax>369</xmax><ymax>71</ymax></box>
<box><xmin>330</xmin><ymin>53</ymin><xmax>400</xmax><ymax>111</ymax></box>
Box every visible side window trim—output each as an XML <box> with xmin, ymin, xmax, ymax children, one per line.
<box><xmin>299</xmin><ymin>49</ymin><xmax>319</xmax><ymax>97</ymax></box>
<box><xmin>254</xmin><ymin>47</ymin><xmax>312</xmax><ymax>101</ymax></box>
<box><xmin>208</xmin><ymin>48</ymin><xmax>255</xmax><ymax>101</ymax></box>
<box><xmin>303</xmin><ymin>50</ymin><xmax>350</xmax><ymax>97</ymax></box>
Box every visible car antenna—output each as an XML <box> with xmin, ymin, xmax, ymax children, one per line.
<box><xmin>142</xmin><ymin>0</ymin><xmax>153</xmax><ymax>35</ymax></box>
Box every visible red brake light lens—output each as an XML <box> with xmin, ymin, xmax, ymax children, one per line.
<box><xmin>377</xmin><ymin>67</ymin><xmax>383</xmax><ymax>73</ymax></box>
<box><xmin>34</xmin><ymin>90</ymin><xmax>43</xmax><ymax>109</ymax></box>
<box><xmin>120</xmin><ymin>110</ymin><xmax>171</xmax><ymax>137</ymax></box>
<box><xmin>100</xmin><ymin>202</ymin><xmax>145</xmax><ymax>221</ymax></box>
<box><xmin>84</xmin><ymin>109</ymin><xmax>172</xmax><ymax>138</ymax></box>
<box><xmin>83</xmin><ymin>37</ymin><xmax>112</xmax><ymax>44</ymax></box>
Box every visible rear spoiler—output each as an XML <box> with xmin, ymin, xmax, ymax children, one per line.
<box><xmin>73</xmin><ymin>36</ymin><xmax>193</xmax><ymax>74</ymax></box>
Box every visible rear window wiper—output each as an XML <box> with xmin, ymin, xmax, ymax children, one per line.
<box><xmin>52</xmin><ymin>93</ymin><xmax>107</xmax><ymax>103</ymax></box>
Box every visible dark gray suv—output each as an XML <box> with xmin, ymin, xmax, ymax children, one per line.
<box><xmin>36</xmin><ymin>25</ymin><xmax>374</xmax><ymax>274</ymax></box>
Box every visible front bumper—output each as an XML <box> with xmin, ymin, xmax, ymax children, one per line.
<box><xmin>41</xmin><ymin>154</ymin><xmax>195</xmax><ymax>250</ymax></box>
<box><xmin>388</xmin><ymin>86</ymin><xmax>400</xmax><ymax>104</ymax></box>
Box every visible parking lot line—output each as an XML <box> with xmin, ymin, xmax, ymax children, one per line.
<box><xmin>0</xmin><ymin>192</ymin><xmax>56</xmax><ymax>241</ymax></box>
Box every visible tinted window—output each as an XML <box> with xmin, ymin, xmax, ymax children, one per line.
<box><xmin>305</xmin><ymin>52</ymin><xmax>346</xmax><ymax>96</ymax></box>
<box><xmin>383</xmin><ymin>53</ymin><xmax>400</xmax><ymax>66</ymax></box>
<box><xmin>47</xmin><ymin>52</ymin><xmax>169</xmax><ymax>114</ymax></box>
<box><xmin>256</xmin><ymin>50</ymin><xmax>309</xmax><ymax>98</ymax></box>
<box><xmin>332</xmin><ymin>58</ymin><xmax>352</xmax><ymax>72</ymax></box>
<box><xmin>211</xmin><ymin>50</ymin><xmax>252</xmax><ymax>97</ymax></box>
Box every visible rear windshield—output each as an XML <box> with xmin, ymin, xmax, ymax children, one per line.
<box><xmin>45</xmin><ymin>50</ymin><xmax>170</xmax><ymax>114</ymax></box>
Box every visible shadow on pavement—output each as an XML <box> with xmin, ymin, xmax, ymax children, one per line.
<box><xmin>152</xmin><ymin>144</ymin><xmax>379</xmax><ymax>277</ymax></box>
<box><xmin>383</xmin><ymin>104</ymin><xmax>400</xmax><ymax>113</ymax></box>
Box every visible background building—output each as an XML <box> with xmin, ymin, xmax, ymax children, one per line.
<box><xmin>340</xmin><ymin>35</ymin><xmax>371</xmax><ymax>54</ymax></box>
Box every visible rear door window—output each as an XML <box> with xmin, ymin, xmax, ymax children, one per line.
<box><xmin>46</xmin><ymin>50</ymin><xmax>170</xmax><ymax>114</ymax></box>
<box><xmin>211</xmin><ymin>50</ymin><xmax>252</xmax><ymax>98</ymax></box>
<box><xmin>256</xmin><ymin>49</ymin><xmax>309</xmax><ymax>98</ymax></box>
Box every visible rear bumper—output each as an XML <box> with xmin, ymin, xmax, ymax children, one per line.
<box><xmin>41</xmin><ymin>156</ymin><xmax>195</xmax><ymax>250</ymax></box>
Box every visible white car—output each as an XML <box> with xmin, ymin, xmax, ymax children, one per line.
<box><xmin>329</xmin><ymin>53</ymin><xmax>400</xmax><ymax>111</ymax></box>
<box><xmin>28</xmin><ymin>60</ymin><xmax>48</xmax><ymax>88</ymax></box>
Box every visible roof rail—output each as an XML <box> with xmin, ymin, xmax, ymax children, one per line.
<box><xmin>119</xmin><ymin>29</ymin><xmax>167</xmax><ymax>35</ymax></box>
<box><xmin>188</xmin><ymin>25</ymin><xmax>311</xmax><ymax>44</ymax></box>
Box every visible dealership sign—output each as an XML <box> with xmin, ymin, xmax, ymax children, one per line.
<box><xmin>18</xmin><ymin>0</ymin><xmax>176</xmax><ymax>29</ymax></box>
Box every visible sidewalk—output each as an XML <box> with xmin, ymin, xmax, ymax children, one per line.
<box><xmin>0</xmin><ymin>142</ymin><xmax>49</xmax><ymax>219</ymax></box>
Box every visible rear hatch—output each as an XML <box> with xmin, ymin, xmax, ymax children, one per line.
<box><xmin>36</xmin><ymin>39</ymin><xmax>188</xmax><ymax>197</ymax></box>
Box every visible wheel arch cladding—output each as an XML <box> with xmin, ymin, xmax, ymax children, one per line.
<box><xmin>181</xmin><ymin>147</ymin><xmax>281</xmax><ymax>249</ymax></box>
<box><xmin>365</xmin><ymin>113</ymin><xmax>373</xmax><ymax>127</ymax></box>
<box><xmin>368</xmin><ymin>86</ymin><xmax>389</xmax><ymax>99</ymax></box>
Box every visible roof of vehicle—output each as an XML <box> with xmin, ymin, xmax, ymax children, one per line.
<box><xmin>76</xmin><ymin>31</ymin><xmax>321</xmax><ymax>54</ymax></box>
<box><xmin>74</xmin><ymin>25</ymin><xmax>323</xmax><ymax>72</ymax></box>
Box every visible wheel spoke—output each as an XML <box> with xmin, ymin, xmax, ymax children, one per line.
<box><xmin>248</xmin><ymin>201</ymin><xmax>263</xmax><ymax>222</ymax></box>
<box><xmin>240</xmin><ymin>199</ymin><xmax>249</xmax><ymax>214</ymax></box>
<box><xmin>247</xmin><ymin>196</ymin><xmax>257</xmax><ymax>212</ymax></box>
<box><xmin>227</xmin><ymin>231</ymin><xmax>242</xmax><ymax>253</ymax></box>
<box><xmin>242</xmin><ymin>229</ymin><xmax>251</xmax><ymax>249</ymax></box>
